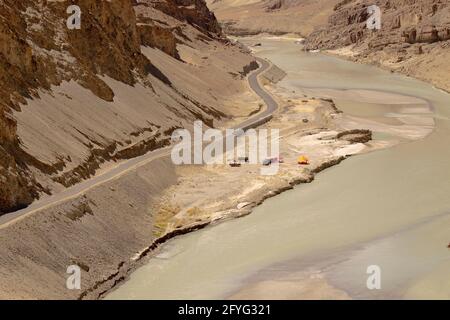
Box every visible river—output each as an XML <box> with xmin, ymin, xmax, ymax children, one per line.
<box><xmin>106</xmin><ymin>37</ymin><xmax>450</xmax><ymax>300</ymax></box>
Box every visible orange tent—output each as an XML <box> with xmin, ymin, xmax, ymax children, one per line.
<box><xmin>298</xmin><ymin>156</ymin><xmax>309</xmax><ymax>165</ymax></box>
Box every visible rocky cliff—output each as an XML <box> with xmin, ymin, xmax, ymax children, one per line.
<box><xmin>155</xmin><ymin>0</ymin><xmax>222</xmax><ymax>34</ymax></box>
<box><xmin>0</xmin><ymin>0</ymin><xmax>255</xmax><ymax>214</ymax></box>
<box><xmin>306</xmin><ymin>0</ymin><xmax>450</xmax><ymax>91</ymax></box>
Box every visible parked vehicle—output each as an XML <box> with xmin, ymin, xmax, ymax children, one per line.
<box><xmin>229</xmin><ymin>161</ymin><xmax>241</xmax><ymax>167</ymax></box>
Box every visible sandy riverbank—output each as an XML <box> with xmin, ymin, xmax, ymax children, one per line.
<box><xmin>325</xmin><ymin>46</ymin><xmax>450</xmax><ymax>95</ymax></box>
<box><xmin>149</xmin><ymin>83</ymin><xmax>433</xmax><ymax>237</ymax></box>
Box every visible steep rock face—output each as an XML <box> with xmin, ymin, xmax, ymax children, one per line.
<box><xmin>0</xmin><ymin>0</ymin><xmax>156</xmax><ymax>213</ymax></box>
<box><xmin>306</xmin><ymin>0</ymin><xmax>450</xmax><ymax>49</ymax></box>
<box><xmin>137</xmin><ymin>23</ymin><xmax>179</xmax><ymax>58</ymax></box>
<box><xmin>134</xmin><ymin>0</ymin><xmax>223</xmax><ymax>59</ymax></box>
<box><xmin>305</xmin><ymin>0</ymin><xmax>450</xmax><ymax>91</ymax></box>
<box><xmin>134</xmin><ymin>0</ymin><xmax>180</xmax><ymax>58</ymax></box>
<box><xmin>0</xmin><ymin>0</ymin><xmax>254</xmax><ymax>214</ymax></box>
<box><xmin>155</xmin><ymin>0</ymin><xmax>223</xmax><ymax>35</ymax></box>
<box><xmin>63</xmin><ymin>0</ymin><xmax>150</xmax><ymax>94</ymax></box>
<box><xmin>0</xmin><ymin>149</ymin><xmax>37</xmax><ymax>212</ymax></box>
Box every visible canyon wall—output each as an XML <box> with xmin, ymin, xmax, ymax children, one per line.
<box><xmin>306</xmin><ymin>0</ymin><xmax>450</xmax><ymax>92</ymax></box>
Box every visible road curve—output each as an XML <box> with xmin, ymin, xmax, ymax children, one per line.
<box><xmin>0</xmin><ymin>57</ymin><xmax>278</xmax><ymax>227</ymax></box>
<box><xmin>237</xmin><ymin>58</ymin><xmax>278</xmax><ymax>131</ymax></box>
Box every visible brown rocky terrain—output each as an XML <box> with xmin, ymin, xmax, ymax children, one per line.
<box><xmin>1</xmin><ymin>0</ymin><xmax>445</xmax><ymax>301</ymax></box>
<box><xmin>0</xmin><ymin>0</ymin><xmax>257</xmax><ymax>214</ymax></box>
<box><xmin>208</xmin><ymin>0</ymin><xmax>449</xmax><ymax>90</ymax></box>
<box><xmin>207</xmin><ymin>0</ymin><xmax>340</xmax><ymax>36</ymax></box>
<box><xmin>305</xmin><ymin>0</ymin><xmax>450</xmax><ymax>92</ymax></box>
<box><xmin>0</xmin><ymin>0</ymin><xmax>263</xmax><ymax>299</ymax></box>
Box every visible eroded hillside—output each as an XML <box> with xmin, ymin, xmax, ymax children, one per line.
<box><xmin>306</xmin><ymin>0</ymin><xmax>450</xmax><ymax>92</ymax></box>
<box><xmin>207</xmin><ymin>0</ymin><xmax>340</xmax><ymax>36</ymax></box>
<box><xmin>0</xmin><ymin>0</ymin><xmax>257</xmax><ymax>214</ymax></box>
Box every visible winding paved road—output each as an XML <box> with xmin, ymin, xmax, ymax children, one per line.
<box><xmin>237</xmin><ymin>58</ymin><xmax>278</xmax><ymax>131</ymax></box>
<box><xmin>0</xmin><ymin>57</ymin><xmax>278</xmax><ymax>227</ymax></box>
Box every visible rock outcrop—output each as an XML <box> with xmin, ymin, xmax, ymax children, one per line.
<box><xmin>154</xmin><ymin>0</ymin><xmax>222</xmax><ymax>35</ymax></box>
<box><xmin>307</xmin><ymin>0</ymin><xmax>450</xmax><ymax>48</ymax></box>
<box><xmin>305</xmin><ymin>0</ymin><xmax>450</xmax><ymax>92</ymax></box>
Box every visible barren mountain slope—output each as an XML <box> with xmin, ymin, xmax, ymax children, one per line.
<box><xmin>305</xmin><ymin>0</ymin><xmax>450</xmax><ymax>92</ymax></box>
<box><xmin>0</xmin><ymin>0</ymin><xmax>264</xmax><ymax>300</ymax></box>
<box><xmin>207</xmin><ymin>0</ymin><xmax>340</xmax><ymax>36</ymax></box>
<box><xmin>0</xmin><ymin>0</ymin><xmax>257</xmax><ymax>214</ymax></box>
